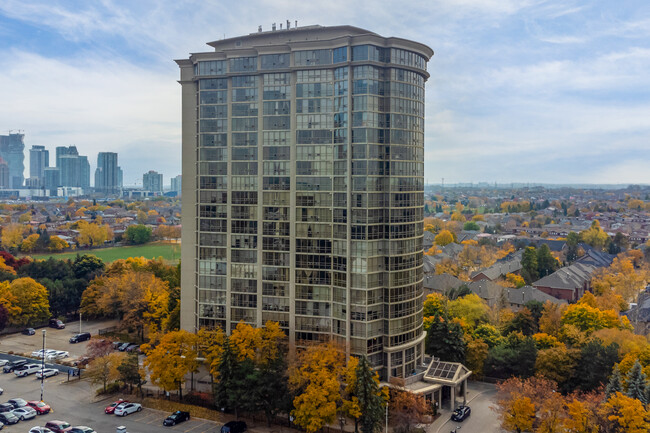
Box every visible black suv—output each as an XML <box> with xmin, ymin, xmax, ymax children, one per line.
<box><xmin>451</xmin><ymin>405</ymin><xmax>471</xmax><ymax>422</ymax></box>
<box><xmin>163</xmin><ymin>411</ymin><xmax>190</xmax><ymax>426</ymax></box>
<box><xmin>0</xmin><ymin>403</ymin><xmax>13</xmax><ymax>413</ymax></box>
<box><xmin>3</xmin><ymin>360</ymin><xmax>27</xmax><ymax>373</ymax></box>
<box><xmin>70</xmin><ymin>332</ymin><xmax>91</xmax><ymax>343</ymax></box>
<box><xmin>221</xmin><ymin>421</ymin><xmax>247</xmax><ymax>433</ymax></box>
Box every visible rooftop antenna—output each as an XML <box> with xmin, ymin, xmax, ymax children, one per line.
<box><xmin>280</xmin><ymin>23</ymin><xmax>283</xmax><ymax>29</ymax></box>
<box><xmin>287</xmin><ymin>20</ymin><xmax>291</xmax><ymax>29</ymax></box>
<box><xmin>258</xmin><ymin>25</ymin><xmax>262</xmax><ymax>32</ymax></box>
<box><xmin>272</xmin><ymin>22</ymin><xmax>276</xmax><ymax>31</ymax></box>
<box><xmin>295</xmin><ymin>20</ymin><xmax>298</xmax><ymax>28</ymax></box>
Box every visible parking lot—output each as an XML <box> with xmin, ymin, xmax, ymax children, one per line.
<box><xmin>0</xmin><ymin>360</ymin><xmax>225</xmax><ymax>433</ymax></box>
<box><xmin>0</xmin><ymin>319</ymin><xmax>120</xmax><ymax>362</ymax></box>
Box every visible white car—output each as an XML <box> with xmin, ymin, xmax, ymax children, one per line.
<box><xmin>29</xmin><ymin>427</ymin><xmax>54</xmax><ymax>433</ymax></box>
<box><xmin>32</xmin><ymin>349</ymin><xmax>57</xmax><ymax>359</ymax></box>
<box><xmin>46</xmin><ymin>351</ymin><xmax>69</xmax><ymax>361</ymax></box>
<box><xmin>0</xmin><ymin>359</ymin><xmax>10</xmax><ymax>367</ymax></box>
<box><xmin>36</xmin><ymin>368</ymin><xmax>59</xmax><ymax>379</ymax></box>
<box><xmin>114</xmin><ymin>402</ymin><xmax>142</xmax><ymax>416</ymax></box>
<box><xmin>15</xmin><ymin>363</ymin><xmax>42</xmax><ymax>377</ymax></box>
<box><xmin>12</xmin><ymin>406</ymin><xmax>37</xmax><ymax>420</ymax></box>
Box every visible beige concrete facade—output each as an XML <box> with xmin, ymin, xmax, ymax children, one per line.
<box><xmin>176</xmin><ymin>25</ymin><xmax>432</xmax><ymax>379</ymax></box>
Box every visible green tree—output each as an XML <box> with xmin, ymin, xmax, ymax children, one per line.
<box><xmin>521</xmin><ymin>247</ymin><xmax>539</xmax><ymax>284</ymax></box>
<box><xmin>351</xmin><ymin>356</ymin><xmax>386</xmax><ymax>433</ymax></box>
<box><xmin>463</xmin><ymin>221</ymin><xmax>480</xmax><ymax>231</ymax></box>
<box><xmin>625</xmin><ymin>360</ymin><xmax>648</xmax><ymax>404</ymax></box>
<box><xmin>502</xmin><ymin>308</ymin><xmax>537</xmax><ymax>336</ymax></box>
<box><xmin>536</xmin><ymin>244</ymin><xmax>558</xmax><ymax>278</ymax></box>
<box><xmin>484</xmin><ymin>332</ymin><xmax>537</xmax><ymax>379</ymax></box>
<box><xmin>124</xmin><ymin>224</ymin><xmax>153</xmax><ymax>245</ymax></box>
<box><xmin>605</xmin><ymin>365</ymin><xmax>623</xmax><ymax>400</ymax></box>
<box><xmin>566</xmin><ymin>232</ymin><xmax>579</xmax><ymax>262</ymax></box>
<box><xmin>73</xmin><ymin>254</ymin><xmax>105</xmax><ymax>280</ymax></box>
<box><xmin>565</xmin><ymin>340</ymin><xmax>619</xmax><ymax>392</ymax></box>
<box><xmin>424</xmin><ymin>314</ymin><xmax>466</xmax><ymax>363</ymax></box>
<box><xmin>214</xmin><ymin>337</ymin><xmax>250</xmax><ymax>417</ymax></box>
<box><xmin>118</xmin><ymin>353</ymin><xmax>145</xmax><ymax>395</ymax></box>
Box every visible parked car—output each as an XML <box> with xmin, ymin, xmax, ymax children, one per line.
<box><xmin>451</xmin><ymin>405</ymin><xmax>471</xmax><ymax>422</ymax></box>
<box><xmin>36</xmin><ymin>368</ymin><xmax>59</xmax><ymax>379</ymax></box>
<box><xmin>0</xmin><ymin>404</ymin><xmax>14</xmax><ymax>413</ymax></box>
<box><xmin>69</xmin><ymin>427</ymin><xmax>96</xmax><ymax>433</ymax></box>
<box><xmin>125</xmin><ymin>344</ymin><xmax>140</xmax><ymax>352</ymax></box>
<box><xmin>69</xmin><ymin>333</ymin><xmax>91</xmax><ymax>344</ymax></box>
<box><xmin>112</xmin><ymin>341</ymin><xmax>125</xmax><ymax>350</ymax></box>
<box><xmin>117</xmin><ymin>343</ymin><xmax>131</xmax><ymax>351</ymax></box>
<box><xmin>48</xmin><ymin>351</ymin><xmax>69</xmax><ymax>360</ymax></box>
<box><xmin>0</xmin><ymin>412</ymin><xmax>18</xmax><ymax>425</ymax></box>
<box><xmin>15</xmin><ymin>364</ymin><xmax>42</xmax><ymax>377</ymax></box>
<box><xmin>0</xmin><ymin>360</ymin><xmax>9</xmax><ymax>367</ymax></box>
<box><xmin>104</xmin><ymin>399</ymin><xmax>127</xmax><ymax>414</ymax></box>
<box><xmin>3</xmin><ymin>359</ymin><xmax>27</xmax><ymax>373</ymax></box>
<box><xmin>114</xmin><ymin>402</ymin><xmax>141</xmax><ymax>416</ymax></box>
<box><xmin>29</xmin><ymin>427</ymin><xmax>54</xmax><ymax>433</ymax></box>
<box><xmin>221</xmin><ymin>421</ymin><xmax>247</xmax><ymax>433</ymax></box>
<box><xmin>12</xmin><ymin>406</ymin><xmax>37</xmax><ymax>420</ymax></box>
<box><xmin>31</xmin><ymin>349</ymin><xmax>57</xmax><ymax>359</ymax></box>
<box><xmin>163</xmin><ymin>411</ymin><xmax>190</xmax><ymax>426</ymax></box>
<box><xmin>72</xmin><ymin>357</ymin><xmax>90</xmax><ymax>367</ymax></box>
<box><xmin>44</xmin><ymin>420</ymin><xmax>73</xmax><ymax>432</ymax></box>
<box><xmin>27</xmin><ymin>401</ymin><xmax>51</xmax><ymax>415</ymax></box>
<box><xmin>7</xmin><ymin>398</ymin><xmax>27</xmax><ymax>409</ymax></box>
<box><xmin>22</xmin><ymin>328</ymin><xmax>36</xmax><ymax>336</ymax></box>
<box><xmin>49</xmin><ymin>319</ymin><xmax>65</xmax><ymax>329</ymax></box>
<box><xmin>0</xmin><ymin>388</ymin><xmax>2</xmax><ymax>396</ymax></box>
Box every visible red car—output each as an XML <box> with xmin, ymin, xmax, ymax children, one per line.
<box><xmin>44</xmin><ymin>420</ymin><xmax>73</xmax><ymax>433</ymax></box>
<box><xmin>105</xmin><ymin>399</ymin><xmax>127</xmax><ymax>414</ymax></box>
<box><xmin>27</xmin><ymin>400</ymin><xmax>51</xmax><ymax>414</ymax></box>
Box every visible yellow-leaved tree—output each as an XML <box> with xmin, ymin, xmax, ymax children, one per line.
<box><xmin>289</xmin><ymin>341</ymin><xmax>347</xmax><ymax>433</ymax></box>
<box><xmin>599</xmin><ymin>392</ymin><xmax>649</xmax><ymax>433</ymax></box>
<box><xmin>142</xmin><ymin>330</ymin><xmax>199</xmax><ymax>400</ymax></box>
<box><xmin>434</xmin><ymin>229</ymin><xmax>454</xmax><ymax>246</ymax></box>
<box><xmin>6</xmin><ymin>278</ymin><xmax>50</xmax><ymax>326</ymax></box>
<box><xmin>501</xmin><ymin>395</ymin><xmax>535</xmax><ymax>433</ymax></box>
<box><xmin>1</xmin><ymin>223</ymin><xmax>24</xmax><ymax>250</ymax></box>
<box><xmin>197</xmin><ymin>327</ymin><xmax>226</xmax><ymax>379</ymax></box>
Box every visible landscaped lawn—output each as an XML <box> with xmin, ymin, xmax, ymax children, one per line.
<box><xmin>30</xmin><ymin>242</ymin><xmax>181</xmax><ymax>263</ymax></box>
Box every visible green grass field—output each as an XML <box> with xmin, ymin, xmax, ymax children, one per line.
<box><xmin>30</xmin><ymin>242</ymin><xmax>181</xmax><ymax>263</ymax></box>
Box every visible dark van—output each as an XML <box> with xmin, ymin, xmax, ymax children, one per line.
<box><xmin>49</xmin><ymin>318</ymin><xmax>65</xmax><ymax>329</ymax></box>
<box><xmin>69</xmin><ymin>332</ymin><xmax>91</xmax><ymax>343</ymax></box>
<box><xmin>221</xmin><ymin>421</ymin><xmax>247</xmax><ymax>433</ymax></box>
<box><xmin>3</xmin><ymin>359</ymin><xmax>27</xmax><ymax>373</ymax></box>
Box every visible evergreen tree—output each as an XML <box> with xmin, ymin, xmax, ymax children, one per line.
<box><xmin>625</xmin><ymin>360</ymin><xmax>648</xmax><ymax>404</ymax></box>
<box><xmin>214</xmin><ymin>338</ymin><xmax>246</xmax><ymax>418</ymax></box>
<box><xmin>536</xmin><ymin>244</ymin><xmax>557</xmax><ymax>278</ymax></box>
<box><xmin>424</xmin><ymin>313</ymin><xmax>466</xmax><ymax>363</ymax></box>
<box><xmin>521</xmin><ymin>247</ymin><xmax>539</xmax><ymax>284</ymax></box>
<box><xmin>353</xmin><ymin>356</ymin><xmax>385</xmax><ymax>433</ymax></box>
<box><xmin>566</xmin><ymin>232</ymin><xmax>579</xmax><ymax>263</ymax></box>
<box><xmin>605</xmin><ymin>365</ymin><xmax>623</xmax><ymax>401</ymax></box>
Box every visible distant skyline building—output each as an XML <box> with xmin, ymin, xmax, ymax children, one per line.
<box><xmin>0</xmin><ymin>133</ymin><xmax>25</xmax><ymax>188</ymax></box>
<box><xmin>29</xmin><ymin>145</ymin><xmax>49</xmax><ymax>182</ymax></box>
<box><xmin>177</xmin><ymin>25</ymin><xmax>432</xmax><ymax>380</ymax></box>
<box><xmin>43</xmin><ymin>167</ymin><xmax>60</xmax><ymax>195</ymax></box>
<box><xmin>171</xmin><ymin>175</ymin><xmax>182</xmax><ymax>194</ymax></box>
<box><xmin>55</xmin><ymin>145</ymin><xmax>78</xmax><ymax>168</ymax></box>
<box><xmin>95</xmin><ymin>152</ymin><xmax>120</xmax><ymax>193</ymax></box>
<box><xmin>143</xmin><ymin>170</ymin><xmax>163</xmax><ymax>193</ymax></box>
<box><xmin>0</xmin><ymin>158</ymin><xmax>9</xmax><ymax>189</ymax></box>
<box><xmin>54</xmin><ymin>145</ymin><xmax>90</xmax><ymax>189</ymax></box>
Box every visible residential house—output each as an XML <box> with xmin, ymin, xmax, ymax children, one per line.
<box><xmin>532</xmin><ymin>262</ymin><xmax>597</xmax><ymax>302</ymax></box>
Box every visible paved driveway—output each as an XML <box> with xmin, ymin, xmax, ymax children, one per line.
<box><xmin>428</xmin><ymin>381</ymin><xmax>502</xmax><ymax>433</ymax></box>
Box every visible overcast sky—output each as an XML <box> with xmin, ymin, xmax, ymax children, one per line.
<box><xmin>1</xmin><ymin>0</ymin><xmax>649</xmax><ymax>186</ymax></box>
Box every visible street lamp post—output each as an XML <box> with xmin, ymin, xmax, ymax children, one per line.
<box><xmin>40</xmin><ymin>329</ymin><xmax>46</xmax><ymax>401</ymax></box>
<box><xmin>79</xmin><ymin>312</ymin><xmax>82</xmax><ymax>334</ymax></box>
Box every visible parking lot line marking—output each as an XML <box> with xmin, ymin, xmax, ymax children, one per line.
<box><xmin>182</xmin><ymin>421</ymin><xmax>209</xmax><ymax>432</ymax></box>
